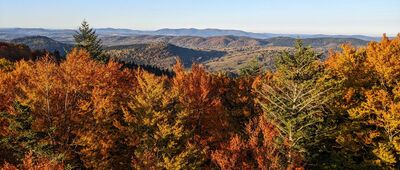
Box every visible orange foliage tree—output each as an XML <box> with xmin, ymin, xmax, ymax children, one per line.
<box><xmin>0</xmin><ymin>49</ymin><xmax>134</xmax><ymax>169</ymax></box>
<box><xmin>212</xmin><ymin>116</ymin><xmax>302</xmax><ymax>169</ymax></box>
<box><xmin>1</xmin><ymin>152</ymin><xmax>64</xmax><ymax>170</ymax></box>
<box><xmin>171</xmin><ymin>61</ymin><xmax>231</xmax><ymax>159</ymax></box>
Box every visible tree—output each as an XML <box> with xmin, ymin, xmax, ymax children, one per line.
<box><xmin>1</xmin><ymin>152</ymin><xmax>64</xmax><ymax>170</ymax></box>
<box><xmin>0</xmin><ymin>102</ymin><xmax>60</xmax><ymax>165</ymax></box>
<box><xmin>239</xmin><ymin>58</ymin><xmax>262</xmax><ymax>77</ymax></box>
<box><xmin>256</xmin><ymin>41</ymin><xmax>336</xmax><ymax>166</ymax></box>
<box><xmin>0</xmin><ymin>42</ymin><xmax>32</xmax><ymax>62</ymax></box>
<box><xmin>347</xmin><ymin>35</ymin><xmax>400</xmax><ymax>168</ymax></box>
<box><xmin>212</xmin><ymin>116</ymin><xmax>302</xmax><ymax>169</ymax></box>
<box><xmin>213</xmin><ymin>69</ymin><xmax>263</xmax><ymax>136</ymax></box>
<box><xmin>171</xmin><ymin>61</ymin><xmax>231</xmax><ymax>157</ymax></box>
<box><xmin>119</xmin><ymin>69</ymin><xmax>204</xmax><ymax>169</ymax></box>
<box><xmin>0</xmin><ymin>58</ymin><xmax>14</xmax><ymax>72</ymax></box>
<box><xmin>0</xmin><ymin>49</ymin><xmax>134</xmax><ymax>168</ymax></box>
<box><xmin>325</xmin><ymin>34</ymin><xmax>400</xmax><ymax>169</ymax></box>
<box><xmin>59</xmin><ymin>49</ymin><xmax>133</xmax><ymax>168</ymax></box>
<box><xmin>73</xmin><ymin>20</ymin><xmax>108</xmax><ymax>62</ymax></box>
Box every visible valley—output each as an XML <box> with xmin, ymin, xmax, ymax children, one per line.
<box><xmin>0</xmin><ymin>28</ymin><xmax>372</xmax><ymax>73</ymax></box>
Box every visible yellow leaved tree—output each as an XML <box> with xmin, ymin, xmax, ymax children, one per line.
<box><xmin>327</xmin><ymin>34</ymin><xmax>400</xmax><ymax>168</ymax></box>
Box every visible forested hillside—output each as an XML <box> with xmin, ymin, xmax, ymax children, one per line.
<box><xmin>0</xmin><ymin>42</ymin><xmax>62</xmax><ymax>61</ymax></box>
<box><xmin>0</xmin><ymin>34</ymin><xmax>399</xmax><ymax>169</ymax></box>
<box><xmin>105</xmin><ymin>42</ymin><xmax>226</xmax><ymax>69</ymax></box>
<box><xmin>2</xmin><ymin>35</ymin><xmax>368</xmax><ymax>74</ymax></box>
<box><xmin>11</xmin><ymin>36</ymin><xmax>73</xmax><ymax>55</ymax></box>
<box><xmin>100</xmin><ymin>35</ymin><xmax>369</xmax><ymax>49</ymax></box>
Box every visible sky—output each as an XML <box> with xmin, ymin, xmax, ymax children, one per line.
<box><xmin>0</xmin><ymin>0</ymin><xmax>399</xmax><ymax>36</ymax></box>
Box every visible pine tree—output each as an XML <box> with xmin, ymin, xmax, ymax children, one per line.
<box><xmin>239</xmin><ymin>58</ymin><xmax>262</xmax><ymax>77</ymax></box>
<box><xmin>73</xmin><ymin>20</ymin><xmax>108</xmax><ymax>62</ymax></box>
<box><xmin>256</xmin><ymin>40</ymin><xmax>336</xmax><ymax>166</ymax></box>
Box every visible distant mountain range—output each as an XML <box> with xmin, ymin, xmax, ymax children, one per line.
<box><xmin>0</xmin><ymin>28</ymin><xmax>382</xmax><ymax>42</ymax></box>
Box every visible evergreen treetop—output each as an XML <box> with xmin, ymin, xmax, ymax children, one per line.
<box><xmin>73</xmin><ymin>20</ymin><xmax>108</xmax><ymax>62</ymax></box>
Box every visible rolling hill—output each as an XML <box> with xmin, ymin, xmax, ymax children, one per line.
<box><xmin>265</xmin><ymin>37</ymin><xmax>368</xmax><ymax>48</ymax></box>
<box><xmin>105</xmin><ymin>42</ymin><xmax>226</xmax><ymax>69</ymax></box>
<box><xmin>101</xmin><ymin>35</ymin><xmax>369</xmax><ymax>50</ymax></box>
<box><xmin>0</xmin><ymin>35</ymin><xmax>371</xmax><ymax>73</ymax></box>
<box><xmin>10</xmin><ymin>36</ymin><xmax>73</xmax><ymax>55</ymax></box>
<box><xmin>0</xmin><ymin>42</ymin><xmax>33</xmax><ymax>61</ymax></box>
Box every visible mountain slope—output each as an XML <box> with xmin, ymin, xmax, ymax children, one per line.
<box><xmin>101</xmin><ymin>35</ymin><xmax>369</xmax><ymax>49</ymax></box>
<box><xmin>266</xmin><ymin>37</ymin><xmax>368</xmax><ymax>48</ymax></box>
<box><xmin>105</xmin><ymin>42</ymin><xmax>226</xmax><ymax>69</ymax></box>
<box><xmin>11</xmin><ymin>36</ymin><xmax>73</xmax><ymax>55</ymax></box>
<box><xmin>0</xmin><ymin>42</ymin><xmax>33</xmax><ymax>61</ymax></box>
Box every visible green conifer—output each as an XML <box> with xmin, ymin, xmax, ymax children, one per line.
<box><xmin>73</xmin><ymin>20</ymin><xmax>108</xmax><ymax>62</ymax></box>
<box><xmin>256</xmin><ymin>40</ymin><xmax>337</xmax><ymax>166</ymax></box>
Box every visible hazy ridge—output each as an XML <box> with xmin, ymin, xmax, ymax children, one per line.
<box><xmin>0</xmin><ymin>29</ymin><xmax>372</xmax><ymax>73</ymax></box>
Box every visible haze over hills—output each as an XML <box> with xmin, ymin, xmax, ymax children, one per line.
<box><xmin>0</xmin><ymin>28</ymin><xmax>382</xmax><ymax>42</ymax></box>
<box><xmin>0</xmin><ymin>31</ymin><xmax>371</xmax><ymax>73</ymax></box>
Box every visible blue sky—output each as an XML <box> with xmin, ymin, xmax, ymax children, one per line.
<box><xmin>0</xmin><ymin>0</ymin><xmax>399</xmax><ymax>36</ymax></box>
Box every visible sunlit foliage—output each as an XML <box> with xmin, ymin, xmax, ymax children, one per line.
<box><xmin>0</xmin><ymin>34</ymin><xmax>399</xmax><ymax>169</ymax></box>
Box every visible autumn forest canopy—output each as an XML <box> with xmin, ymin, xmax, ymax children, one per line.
<box><xmin>0</xmin><ymin>21</ymin><xmax>400</xmax><ymax>169</ymax></box>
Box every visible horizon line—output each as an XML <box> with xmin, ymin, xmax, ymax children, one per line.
<box><xmin>0</xmin><ymin>27</ymin><xmax>395</xmax><ymax>37</ymax></box>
